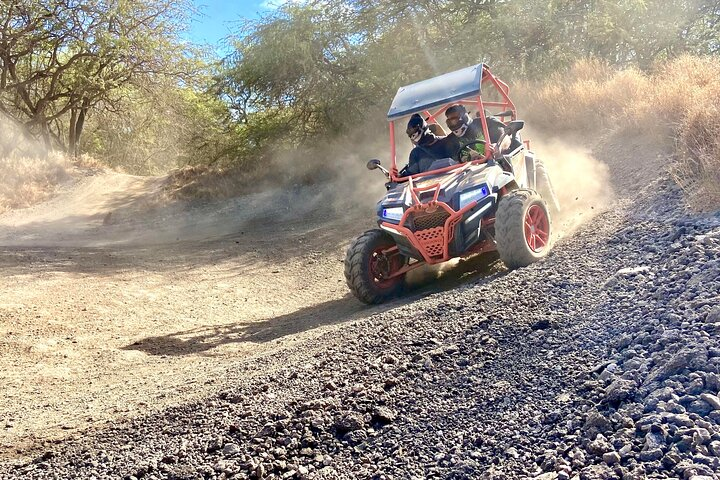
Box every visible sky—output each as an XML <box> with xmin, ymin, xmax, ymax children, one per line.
<box><xmin>187</xmin><ymin>0</ymin><xmax>284</xmax><ymax>49</ymax></box>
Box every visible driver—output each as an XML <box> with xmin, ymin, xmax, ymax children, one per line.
<box><xmin>401</xmin><ymin>113</ymin><xmax>459</xmax><ymax>176</ymax></box>
<box><xmin>444</xmin><ymin>104</ymin><xmax>508</xmax><ymax>162</ymax></box>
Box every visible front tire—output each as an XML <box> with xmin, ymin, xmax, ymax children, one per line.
<box><xmin>344</xmin><ymin>229</ymin><xmax>406</xmax><ymax>304</ymax></box>
<box><xmin>496</xmin><ymin>189</ymin><xmax>552</xmax><ymax>268</ymax></box>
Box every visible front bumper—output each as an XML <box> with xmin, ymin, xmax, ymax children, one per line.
<box><xmin>379</xmin><ymin>195</ymin><xmax>496</xmax><ymax>264</ymax></box>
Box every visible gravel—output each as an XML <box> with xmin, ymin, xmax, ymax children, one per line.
<box><xmin>1</xmin><ymin>173</ymin><xmax>719</xmax><ymax>479</ymax></box>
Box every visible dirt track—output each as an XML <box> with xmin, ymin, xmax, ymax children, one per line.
<box><xmin>0</xmin><ymin>172</ymin><xmax>377</xmax><ymax>460</ymax></box>
<box><xmin>0</xmin><ymin>128</ymin><xmax>676</xmax><ymax>473</ymax></box>
<box><xmin>0</xmin><ymin>169</ymin><xmax>509</xmax><ymax>461</ymax></box>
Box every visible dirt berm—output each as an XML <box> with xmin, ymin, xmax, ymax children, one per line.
<box><xmin>1</xmin><ymin>127</ymin><xmax>720</xmax><ymax>479</ymax></box>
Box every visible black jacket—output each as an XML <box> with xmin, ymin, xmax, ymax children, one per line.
<box><xmin>452</xmin><ymin>117</ymin><xmax>505</xmax><ymax>149</ymax></box>
<box><xmin>402</xmin><ymin>133</ymin><xmax>460</xmax><ymax>176</ymax></box>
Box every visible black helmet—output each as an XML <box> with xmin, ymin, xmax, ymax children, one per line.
<box><xmin>406</xmin><ymin>113</ymin><xmax>428</xmax><ymax>144</ymax></box>
<box><xmin>445</xmin><ymin>104</ymin><xmax>471</xmax><ymax>137</ymax></box>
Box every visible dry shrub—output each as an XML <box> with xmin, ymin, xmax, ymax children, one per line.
<box><xmin>652</xmin><ymin>56</ymin><xmax>720</xmax><ymax>211</ymax></box>
<box><xmin>515</xmin><ymin>58</ymin><xmax>651</xmax><ymax>134</ymax></box>
<box><xmin>73</xmin><ymin>153</ymin><xmax>107</xmax><ymax>171</ymax></box>
<box><xmin>0</xmin><ymin>116</ymin><xmax>74</xmax><ymax>213</ymax></box>
<box><xmin>517</xmin><ymin>55</ymin><xmax>720</xmax><ymax>211</ymax></box>
<box><xmin>0</xmin><ymin>153</ymin><xmax>72</xmax><ymax>214</ymax></box>
<box><xmin>670</xmin><ymin>83</ymin><xmax>720</xmax><ymax>210</ymax></box>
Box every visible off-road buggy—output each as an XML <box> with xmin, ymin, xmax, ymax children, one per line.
<box><xmin>344</xmin><ymin>63</ymin><xmax>560</xmax><ymax>304</ymax></box>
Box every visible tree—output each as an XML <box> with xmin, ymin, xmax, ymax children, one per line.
<box><xmin>0</xmin><ymin>0</ymin><xmax>192</xmax><ymax>154</ymax></box>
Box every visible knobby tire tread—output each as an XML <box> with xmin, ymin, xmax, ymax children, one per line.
<box><xmin>344</xmin><ymin>229</ymin><xmax>402</xmax><ymax>304</ymax></box>
<box><xmin>495</xmin><ymin>189</ymin><xmax>550</xmax><ymax>269</ymax></box>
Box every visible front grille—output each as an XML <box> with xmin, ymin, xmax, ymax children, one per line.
<box><xmin>412</xmin><ymin>210</ymin><xmax>450</xmax><ymax>231</ymax></box>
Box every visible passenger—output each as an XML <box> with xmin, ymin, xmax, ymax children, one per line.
<box><xmin>400</xmin><ymin>114</ymin><xmax>459</xmax><ymax>176</ymax></box>
<box><xmin>444</xmin><ymin>104</ymin><xmax>509</xmax><ymax>162</ymax></box>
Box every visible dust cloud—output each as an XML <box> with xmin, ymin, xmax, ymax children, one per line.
<box><xmin>262</xmin><ymin>123</ymin><xmax>415</xmax><ymax>217</ymax></box>
<box><xmin>525</xmin><ymin>132</ymin><xmax>612</xmax><ymax>239</ymax></box>
<box><xmin>0</xmin><ymin>104</ymin><xmax>610</xmax><ymax>251</ymax></box>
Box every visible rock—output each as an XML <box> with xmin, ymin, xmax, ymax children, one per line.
<box><xmin>677</xmin><ymin>435</ymin><xmax>694</xmax><ymax>452</ymax></box>
<box><xmin>705</xmin><ymin>308</ymin><xmax>720</xmax><ymax>324</ymax></box>
<box><xmin>206</xmin><ymin>435</ymin><xmax>224</xmax><ymax>452</ymax></box>
<box><xmin>335</xmin><ymin>413</ymin><xmax>365</xmax><ymax>433</ymax></box>
<box><xmin>605</xmin><ymin>379</ymin><xmax>636</xmax><ymax>405</ymax></box>
<box><xmin>644</xmin><ymin>431</ymin><xmax>665</xmax><ymax>451</ymax></box>
<box><xmin>382</xmin><ymin>354</ymin><xmax>399</xmax><ymax>364</ymax></box>
<box><xmin>579</xmin><ymin>464</ymin><xmax>615</xmax><ymax>480</ymax></box>
<box><xmin>531</xmin><ymin>318</ymin><xmax>551</xmax><ymax>330</ymax></box>
<box><xmin>687</xmin><ymin>377</ymin><xmax>706</xmax><ymax>395</ymax></box>
<box><xmin>222</xmin><ymin>443</ymin><xmax>240</xmax><ymax>457</ymax></box>
<box><xmin>699</xmin><ymin>393</ymin><xmax>720</xmax><ymax>410</ymax></box>
<box><xmin>587</xmin><ymin>435</ymin><xmax>613</xmax><ymax>456</ymax></box>
<box><xmin>371</xmin><ymin>406</ymin><xmax>396</xmax><ymax>425</ymax></box>
<box><xmin>663</xmin><ymin>451</ymin><xmax>681</xmax><ymax>468</ymax></box>
<box><xmin>644</xmin><ymin>386</ymin><xmax>676</xmax><ymax>410</ymax></box>
<box><xmin>692</xmin><ymin>428</ymin><xmax>711</xmax><ymax>447</ymax></box>
<box><xmin>639</xmin><ymin>448</ymin><xmax>662</xmax><ymax>461</ymax></box>
<box><xmin>708</xmin><ymin>440</ymin><xmax>720</xmax><ymax>457</ymax></box>
<box><xmin>584</xmin><ymin>411</ymin><xmax>612</xmax><ymax>433</ymax></box>
<box><xmin>688</xmin><ymin>399</ymin><xmax>713</xmax><ymax>416</ymax></box>
<box><xmin>653</xmin><ymin>349</ymin><xmax>695</xmax><ymax>382</ymax></box>
<box><xmin>618</xmin><ymin>444</ymin><xmax>633</xmax><ymax>458</ymax></box>
<box><xmin>705</xmin><ymin>373</ymin><xmax>720</xmax><ymax>392</ymax></box>
<box><xmin>602</xmin><ymin>451</ymin><xmax>620</xmax><ymax>465</ymax></box>
<box><xmin>666</xmin><ymin>413</ymin><xmax>694</xmax><ymax>427</ymax></box>
<box><xmin>343</xmin><ymin>429</ymin><xmax>367</xmax><ymax>444</ymax></box>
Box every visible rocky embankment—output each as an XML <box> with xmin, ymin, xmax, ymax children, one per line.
<box><xmin>2</xmin><ymin>176</ymin><xmax>719</xmax><ymax>480</ymax></box>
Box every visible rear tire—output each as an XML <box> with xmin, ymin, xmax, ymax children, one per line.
<box><xmin>535</xmin><ymin>158</ymin><xmax>560</xmax><ymax>215</ymax></box>
<box><xmin>345</xmin><ymin>229</ymin><xmax>406</xmax><ymax>304</ymax></box>
<box><xmin>496</xmin><ymin>189</ymin><xmax>552</xmax><ymax>268</ymax></box>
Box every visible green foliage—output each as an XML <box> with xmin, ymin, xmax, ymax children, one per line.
<box><xmin>3</xmin><ymin>0</ymin><xmax>718</xmax><ymax>177</ymax></box>
<box><xmin>81</xmin><ymin>79</ymin><xmax>237</xmax><ymax>174</ymax></box>
<box><xmin>215</xmin><ymin>0</ymin><xmax>720</xmax><ymax>173</ymax></box>
<box><xmin>0</xmin><ymin>0</ymin><xmax>194</xmax><ymax>152</ymax></box>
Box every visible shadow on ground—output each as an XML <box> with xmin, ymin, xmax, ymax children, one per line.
<box><xmin>122</xmin><ymin>251</ymin><xmax>506</xmax><ymax>357</ymax></box>
<box><xmin>121</xmin><ymin>294</ymin><xmax>390</xmax><ymax>356</ymax></box>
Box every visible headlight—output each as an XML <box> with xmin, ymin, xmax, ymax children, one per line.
<box><xmin>459</xmin><ymin>185</ymin><xmax>490</xmax><ymax>209</ymax></box>
<box><xmin>381</xmin><ymin>206</ymin><xmax>404</xmax><ymax>221</ymax></box>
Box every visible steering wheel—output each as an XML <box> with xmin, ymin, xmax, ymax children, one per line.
<box><xmin>455</xmin><ymin>139</ymin><xmax>486</xmax><ymax>162</ymax></box>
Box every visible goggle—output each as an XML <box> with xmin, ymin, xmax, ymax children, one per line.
<box><xmin>445</xmin><ymin>116</ymin><xmax>465</xmax><ymax>131</ymax></box>
<box><xmin>406</xmin><ymin>126</ymin><xmax>423</xmax><ymax>143</ymax></box>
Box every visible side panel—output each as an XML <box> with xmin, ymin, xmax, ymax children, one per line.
<box><xmin>525</xmin><ymin>151</ymin><xmax>537</xmax><ymax>190</ymax></box>
<box><xmin>508</xmin><ymin>146</ymin><xmax>528</xmax><ymax>188</ymax></box>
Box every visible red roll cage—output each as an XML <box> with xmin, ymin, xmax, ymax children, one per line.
<box><xmin>388</xmin><ymin>65</ymin><xmax>516</xmax><ymax>183</ymax></box>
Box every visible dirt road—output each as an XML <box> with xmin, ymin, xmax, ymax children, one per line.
<box><xmin>0</xmin><ymin>172</ymin><xmax>380</xmax><ymax>460</ymax></box>
<box><xmin>4</xmin><ymin>129</ymin><xmax>714</xmax><ymax>480</ymax></box>
<box><xmin>0</xmin><ymin>169</ymin><xmax>509</xmax><ymax>462</ymax></box>
<box><xmin>0</xmin><ymin>127</ymin><xmax>665</xmax><ymax>467</ymax></box>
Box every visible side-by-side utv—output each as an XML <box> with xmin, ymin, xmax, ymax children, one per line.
<box><xmin>344</xmin><ymin>63</ymin><xmax>560</xmax><ymax>304</ymax></box>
